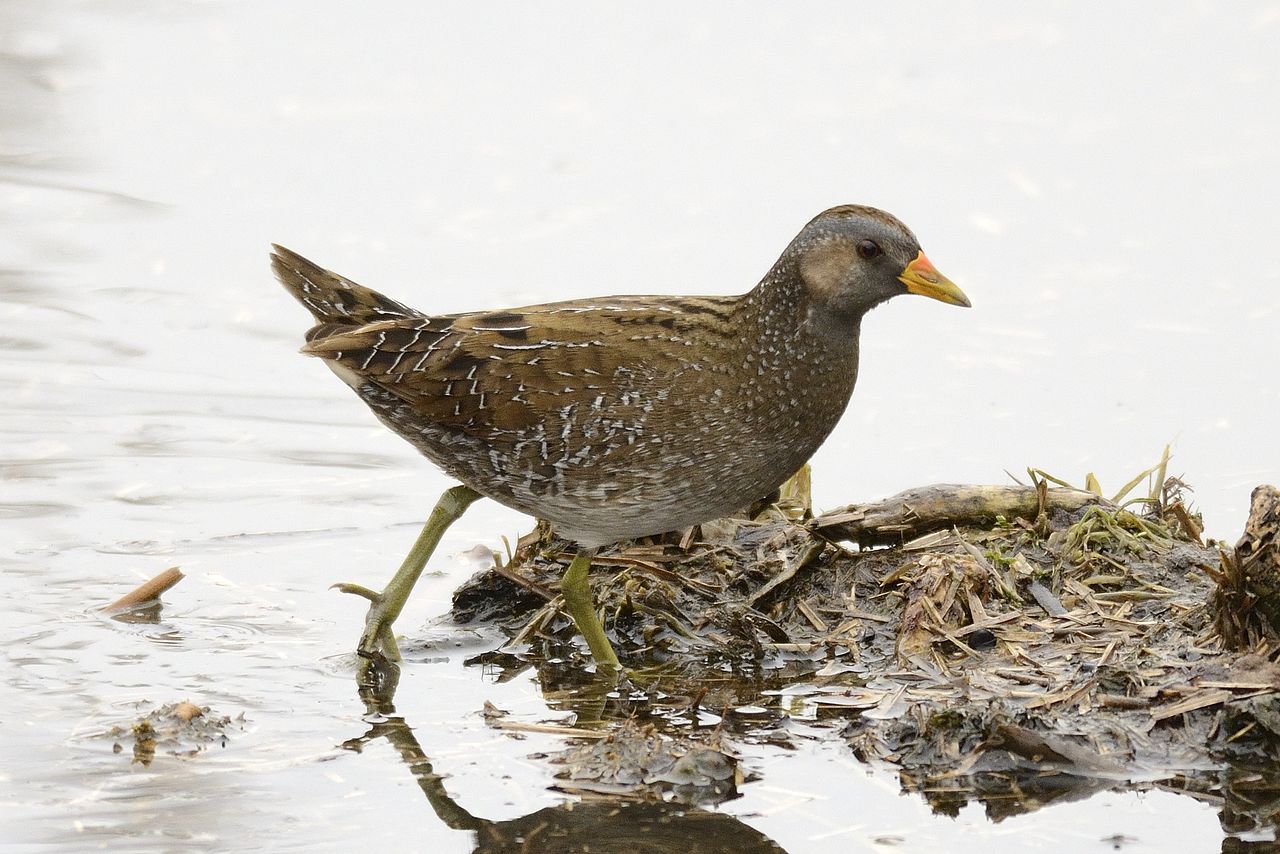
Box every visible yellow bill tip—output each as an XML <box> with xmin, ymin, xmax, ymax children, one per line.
<box><xmin>898</xmin><ymin>251</ymin><xmax>971</xmax><ymax>308</ymax></box>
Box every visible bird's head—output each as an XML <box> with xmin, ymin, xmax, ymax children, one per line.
<box><xmin>787</xmin><ymin>205</ymin><xmax>970</xmax><ymax>323</ymax></box>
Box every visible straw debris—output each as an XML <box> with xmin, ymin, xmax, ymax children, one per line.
<box><xmin>449</xmin><ymin>468</ymin><xmax>1280</xmax><ymax>822</ymax></box>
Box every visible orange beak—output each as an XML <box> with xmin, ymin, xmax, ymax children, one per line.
<box><xmin>898</xmin><ymin>251</ymin><xmax>971</xmax><ymax>307</ymax></box>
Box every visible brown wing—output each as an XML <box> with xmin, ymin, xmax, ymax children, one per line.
<box><xmin>300</xmin><ymin>297</ymin><xmax>732</xmax><ymax>436</ymax></box>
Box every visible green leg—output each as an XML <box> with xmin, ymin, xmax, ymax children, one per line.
<box><xmin>559</xmin><ymin>548</ymin><xmax>622</xmax><ymax>672</ymax></box>
<box><xmin>335</xmin><ymin>485</ymin><xmax>482</xmax><ymax>661</ymax></box>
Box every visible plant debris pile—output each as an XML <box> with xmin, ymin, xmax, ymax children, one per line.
<box><xmin>449</xmin><ymin>474</ymin><xmax>1280</xmax><ymax>826</ymax></box>
<box><xmin>549</xmin><ymin>718</ymin><xmax>740</xmax><ymax>804</ymax></box>
<box><xmin>104</xmin><ymin>700</ymin><xmax>241</xmax><ymax>765</ymax></box>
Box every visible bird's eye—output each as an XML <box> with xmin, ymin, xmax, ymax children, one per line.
<box><xmin>856</xmin><ymin>240</ymin><xmax>882</xmax><ymax>260</ymax></box>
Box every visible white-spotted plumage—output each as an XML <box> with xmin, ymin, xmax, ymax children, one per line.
<box><xmin>273</xmin><ymin>205</ymin><xmax>967</xmax><ymax>546</ymax></box>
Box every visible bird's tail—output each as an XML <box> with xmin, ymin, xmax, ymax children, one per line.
<box><xmin>270</xmin><ymin>244</ymin><xmax>421</xmax><ymax>342</ymax></box>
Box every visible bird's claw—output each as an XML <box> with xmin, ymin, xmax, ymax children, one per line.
<box><xmin>333</xmin><ymin>582</ymin><xmax>402</xmax><ymax>661</ymax></box>
<box><xmin>331</xmin><ymin>581</ymin><xmax>380</xmax><ymax>603</ymax></box>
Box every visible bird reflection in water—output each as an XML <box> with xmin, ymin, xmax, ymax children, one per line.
<box><xmin>342</xmin><ymin>658</ymin><xmax>788</xmax><ymax>854</ymax></box>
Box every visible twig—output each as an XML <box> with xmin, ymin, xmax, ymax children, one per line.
<box><xmin>813</xmin><ymin>484</ymin><xmax>1104</xmax><ymax>546</ymax></box>
<box><xmin>488</xmin><ymin>719</ymin><xmax>609</xmax><ymax>738</ymax></box>
<box><xmin>103</xmin><ymin>567</ymin><xmax>184</xmax><ymax>612</ymax></box>
<box><xmin>490</xmin><ymin>563</ymin><xmax>556</xmax><ymax>600</ymax></box>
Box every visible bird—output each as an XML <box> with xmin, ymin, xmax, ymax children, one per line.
<box><xmin>272</xmin><ymin>205</ymin><xmax>969</xmax><ymax>672</ymax></box>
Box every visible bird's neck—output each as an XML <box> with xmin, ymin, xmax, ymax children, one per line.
<box><xmin>737</xmin><ymin>262</ymin><xmax>863</xmax><ymax>364</ymax></box>
<box><xmin>707</xmin><ymin>265</ymin><xmax>862</xmax><ymax>488</ymax></box>
<box><xmin>725</xmin><ymin>263</ymin><xmax>863</xmax><ymax>442</ymax></box>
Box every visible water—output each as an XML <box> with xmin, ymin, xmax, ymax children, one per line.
<box><xmin>2</xmin><ymin>2</ymin><xmax>1276</xmax><ymax>850</ymax></box>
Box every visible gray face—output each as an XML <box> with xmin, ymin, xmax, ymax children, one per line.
<box><xmin>787</xmin><ymin>205</ymin><xmax>923</xmax><ymax>318</ymax></box>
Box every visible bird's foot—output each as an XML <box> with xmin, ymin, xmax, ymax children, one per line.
<box><xmin>332</xmin><ymin>582</ymin><xmax>402</xmax><ymax>662</ymax></box>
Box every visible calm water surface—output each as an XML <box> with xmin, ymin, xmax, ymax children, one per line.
<box><xmin>2</xmin><ymin>2</ymin><xmax>1277</xmax><ymax>851</ymax></box>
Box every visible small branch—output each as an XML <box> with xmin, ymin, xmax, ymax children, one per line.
<box><xmin>104</xmin><ymin>567</ymin><xmax>184</xmax><ymax>612</ymax></box>
<box><xmin>489</xmin><ymin>563</ymin><xmax>557</xmax><ymax>601</ymax></box>
<box><xmin>812</xmin><ymin>484</ymin><xmax>1105</xmax><ymax>546</ymax></box>
<box><xmin>1169</xmin><ymin>501</ymin><xmax>1203</xmax><ymax>545</ymax></box>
